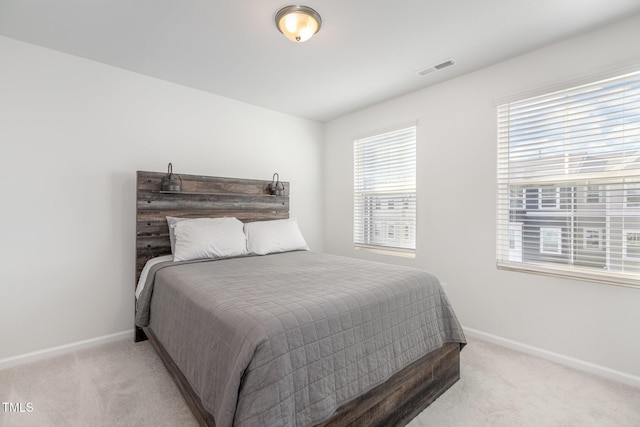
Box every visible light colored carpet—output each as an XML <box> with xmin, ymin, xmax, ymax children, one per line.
<box><xmin>1</xmin><ymin>337</ymin><xmax>638</xmax><ymax>426</ymax></box>
<box><xmin>407</xmin><ymin>340</ymin><xmax>640</xmax><ymax>427</ymax></box>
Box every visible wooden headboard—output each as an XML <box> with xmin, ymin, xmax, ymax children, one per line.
<box><xmin>135</xmin><ymin>170</ymin><xmax>289</xmax><ymax>282</ymax></box>
<box><xmin>135</xmin><ymin>170</ymin><xmax>289</xmax><ymax>342</ymax></box>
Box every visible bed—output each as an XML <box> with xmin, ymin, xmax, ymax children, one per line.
<box><xmin>134</xmin><ymin>170</ymin><xmax>466</xmax><ymax>427</ymax></box>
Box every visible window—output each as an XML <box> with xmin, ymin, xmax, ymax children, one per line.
<box><xmin>509</xmin><ymin>188</ymin><xmax>525</xmax><ymax>209</ymax></box>
<box><xmin>624</xmin><ymin>230</ymin><xmax>640</xmax><ymax>259</ymax></box>
<box><xmin>538</xmin><ymin>187</ymin><xmax>560</xmax><ymax>210</ymax></box>
<box><xmin>625</xmin><ymin>184</ymin><xmax>640</xmax><ymax>208</ymax></box>
<box><xmin>354</xmin><ymin>125</ymin><xmax>416</xmax><ymax>253</ymax></box>
<box><xmin>497</xmin><ymin>70</ymin><xmax>640</xmax><ymax>287</ymax></box>
<box><xmin>583</xmin><ymin>228</ymin><xmax>603</xmax><ymax>251</ymax></box>
<box><xmin>586</xmin><ymin>185</ymin><xmax>602</xmax><ymax>204</ymax></box>
<box><xmin>540</xmin><ymin>227</ymin><xmax>562</xmax><ymax>254</ymax></box>
<box><xmin>508</xmin><ymin>223</ymin><xmax>523</xmax><ymax>262</ymax></box>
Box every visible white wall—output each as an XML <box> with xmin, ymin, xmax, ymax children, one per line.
<box><xmin>324</xmin><ymin>14</ymin><xmax>640</xmax><ymax>380</ymax></box>
<box><xmin>0</xmin><ymin>36</ymin><xmax>324</xmax><ymax>361</ymax></box>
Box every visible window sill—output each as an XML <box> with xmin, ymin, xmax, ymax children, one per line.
<box><xmin>497</xmin><ymin>262</ymin><xmax>640</xmax><ymax>289</ymax></box>
<box><xmin>355</xmin><ymin>245</ymin><xmax>415</xmax><ymax>259</ymax></box>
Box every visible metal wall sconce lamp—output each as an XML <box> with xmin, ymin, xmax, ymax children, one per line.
<box><xmin>161</xmin><ymin>163</ymin><xmax>182</xmax><ymax>191</ymax></box>
<box><xmin>269</xmin><ymin>173</ymin><xmax>285</xmax><ymax>196</ymax></box>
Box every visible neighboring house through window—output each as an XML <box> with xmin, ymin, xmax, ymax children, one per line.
<box><xmin>354</xmin><ymin>125</ymin><xmax>416</xmax><ymax>254</ymax></box>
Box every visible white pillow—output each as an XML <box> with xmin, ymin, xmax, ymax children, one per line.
<box><xmin>172</xmin><ymin>217</ymin><xmax>247</xmax><ymax>262</ymax></box>
<box><xmin>244</xmin><ymin>218</ymin><xmax>309</xmax><ymax>255</ymax></box>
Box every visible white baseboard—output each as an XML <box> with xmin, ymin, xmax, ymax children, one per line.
<box><xmin>0</xmin><ymin>330</ymin><xmax>134</xmax><ymax>371</ymax></box>
<box><xmin>3</xmin><ymin>327</ymin><xmax>638</xmax><ymax>389</ymax></box>
<box><xmin>463</xmin><ymin>327</ymin><xmax>640</xmax><ymax>389</ymax></box>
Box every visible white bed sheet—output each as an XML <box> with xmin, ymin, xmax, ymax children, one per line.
<box><xmin>135</xmin><ymin>255</ymin><xmax>174</xmax><ymax>299</ymax></box>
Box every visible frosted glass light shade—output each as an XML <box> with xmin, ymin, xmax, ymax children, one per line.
<box><xmin>275</xmin><ymin>5</ymin><xmax>322</xmax><ymax>42</ymax></box>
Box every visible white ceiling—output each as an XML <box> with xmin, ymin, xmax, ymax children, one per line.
<box><xmin>1</xmin><ymin>1</ymin><xmax>640</xmax><ymax>122</ymax></box>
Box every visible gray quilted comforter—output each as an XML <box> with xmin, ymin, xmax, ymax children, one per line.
<box><xmin>135</xmin><ymin>251</ymin><xmax>466</xmax><ymax>427</ymax></box>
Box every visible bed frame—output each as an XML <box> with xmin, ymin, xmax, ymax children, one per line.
<box><xmin>135</xmin><ymin>170</ymin><xmax>461</xmax><ymax>426</ymax></box>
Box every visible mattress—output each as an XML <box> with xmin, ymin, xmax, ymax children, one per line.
<box><xmin>135</xmin><ymin>251</ymin><xmax>466</xmax><ymax>427</ymax></box>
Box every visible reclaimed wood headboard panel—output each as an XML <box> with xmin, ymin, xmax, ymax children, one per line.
<box><xmin>135</xmin><ymin>170</ymin><xmax>289</xmax><ymax>283</ymax></box>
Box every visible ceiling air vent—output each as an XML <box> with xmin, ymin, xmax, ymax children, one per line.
<box><xmin>415</xmin><ymin>58</ymin><xmax>456</xmax><ymax>77</ymax></box>
<box><xmin>434</xmin><ymin>59</ymin><xmax>455</xmax><ymax>70</ymax></box>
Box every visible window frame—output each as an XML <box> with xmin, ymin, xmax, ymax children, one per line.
<box><xmin>353</xmin><ymin>125</ymin><xmax>417</xmax><ymax>256</ymax></box>
<box><xmin>586</xmin><ymin>185</ymin><xmax>602</xmax><ymax>204</ymax></box>
<box><xmin>538</xmin><ymin>187</ymin><xmax>560</xmax><ymax>210</ymax></box>
<box><xmin>623</xmin><ymin>229</ymin><xmax>640</xmax><ymax>260</ymax></box>
<box><xmin>496</xmin><ymin>69</ymin><xmax>640</xmax><ymax>288</ymax></box>
<box><xmin>624</xmin><ymin>185</ymin><xmax>640</xmax><ymax>208</ymax></box>
<box><xmin>583</xmin><ymin>227</ymin><xmax>603</xmax><ymax>251</ymax></box>
<box><xmin>509</xmin><ymin>188</ymin><xmax>525</xmax><ymax>210</ymax></box>
<box><xmin>540</xmin><ymin>227</ymin><xmax>563</xmax><ymax>255</ymax></box>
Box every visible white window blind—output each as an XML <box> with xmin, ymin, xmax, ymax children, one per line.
<box><xmin>354</xmin><ymin>126</ymin><xmax>416</xmax><ymax>252</ymax></box>
<box><xmin>497</xmin><ymin>70</ymin><xmax>640</xmax><ymax>287</ymax></box>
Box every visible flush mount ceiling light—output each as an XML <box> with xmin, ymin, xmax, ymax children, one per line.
<box><xmin>275</xmin><ymin>5</ymin><xmax>322</xmax><ymax>42</ymax></box>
